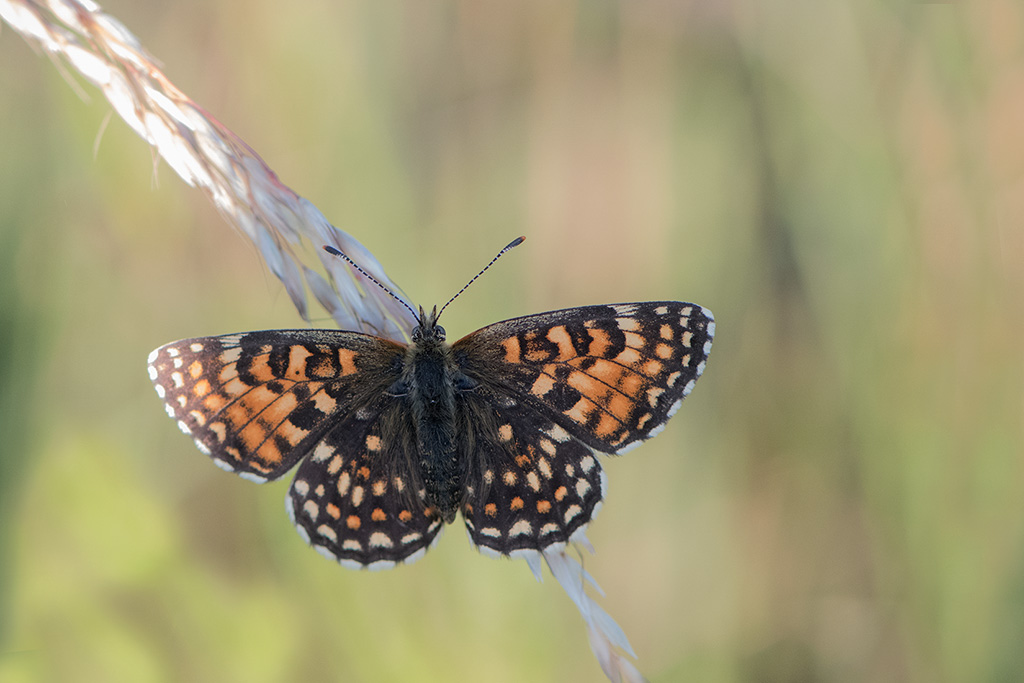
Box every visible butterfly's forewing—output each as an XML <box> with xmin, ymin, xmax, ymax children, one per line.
<box><xmin>453</xmin><ymin>302</ymin><xmax>714</xmax><ymax>455</ymax></box>
<box><xmin>147</xmin><ymin>330</ymin><xmax>406</xmax><ymax>482</ymax></box>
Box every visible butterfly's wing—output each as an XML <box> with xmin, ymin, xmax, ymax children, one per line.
<box><xmin>456</xmin><ymin>395</ymin><xmax>609</xmax><ymax>557</ymax></box>
<box><xmin>148</xmin><ymin>330</ymin><xmax>405</xmax><ymax>481</ymax></box>
<box><xmin>149</xmin><ymin>330</ymin><xmax>444</xmax><ymax>568</ymax></box>
<box><xmin>286</xmin><ymin>404</ymin><xmax>445</xmax><ymax>570</ymax></box>
<box><xmin>452</xmin><ymin>302</ymin><xmax>714</xmax><ymax>555</ymax></box>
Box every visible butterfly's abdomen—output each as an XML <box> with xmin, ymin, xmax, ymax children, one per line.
<box><xmin>407</xmin><ymin>342</ymin><xmax>462</xmax><ymax>522</ymax></box>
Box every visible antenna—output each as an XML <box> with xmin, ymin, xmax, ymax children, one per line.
<box><xmin>323</xmin><ymin>236</ymin><xmax>526</xmax><ymax>324</ymax></box>
<box><xmin>438</xmin><ymin>236</ymin><xmax>525</xmax><ymax>319</ymax></box>
<box><xmin>322</xmin><ymin>245</ymin><xmax>420</xmax><ymax>321</ymax></box>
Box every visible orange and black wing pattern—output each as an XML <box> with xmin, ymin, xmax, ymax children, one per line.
<box><xmin>285</xmin><ymin>406</ymin><xmax>445</xmax><ymax>570</ymax></box>
<box><xmin>453</xmin><ymin>302</ymin><xmax>714</xmax><ymax>455</ymax></box>
<box><xmin>149</xmin><ymin>302</ymin><xmax>714</xmax><ymax>565</ymax></box>
<box><xmin>452</xmin><ymin>302</ymin><xmax>714</xmax><ymax>554</ymax></box>
<box><xmin>456</xmin><ymin>393</ymin><xmax>609</xmax><ymax>557</ymax></box>
<box><xmin>147</xmin><ymin>330</ymin><xmax>406</xmax><ymax>482</ymax></box>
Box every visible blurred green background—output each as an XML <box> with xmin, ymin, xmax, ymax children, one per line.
<box><xmin>2</xmin><ymin>1</ymin><xmax>1022</xmax><ymax>681</ymax></box>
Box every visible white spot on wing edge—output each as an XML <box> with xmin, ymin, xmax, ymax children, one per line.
<box><xmin>475</xmin><ymin>543</ymin><xmax>503</xmax><ymax>559</ymax></box>
<box><xmin>239</xmin><ymin>471</ymin><xmax>268</xmax><ymax>484</ymax></box>
<box><xmin>402</xmin><ymin>546</ymin><xmax>427</xmax><ymax>566</ymax></box>
<box><xmin>147</xmin><ymin>348</ymin><xmax>160</xmax><ymax>364</ymax></box>
<box><xmin>154</xmin><ymin>384</ymin><xmax>166</xmax><ymax>399</ymax></box>
<box><xmin>339</xmin><ymin>558</ymin><xmax>364</xmax><ymax>571</ymax></box>
<box><xmin>314</xmin><ymin>543</ymin><xmax>338</xmax><ymax>561</ymax></box>
<box><xmin>666</xmin><ymin>398</ymin><xmax>684</xmax><ymax>419</ymax></box>
<box><xmin>213</xmin><ymin>458</ymin><xmax>235</xmax><ymax>472</ymax></box>
<box><xmin>611</xmin><ymin>303</ymin><xmax>638</xmax><ymax>315</ymax></box>
<box><xmin>616</xmin><ymin>438</ymin><xmax>643</xmax><ymax>454</ymax></box>
<box><xmin>147</xmin><ymin>365</ymin><xmax>158</xmax><ymax>381</ymax></box>
<box><xmin>366</xmin><ymin>559</ymin><xmax>397</xmax><ymax>572</ymax></box>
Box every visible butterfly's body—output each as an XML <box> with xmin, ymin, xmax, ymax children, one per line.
<box><xmin>398</xmin><ymin>306</ymin><xmax>471</xmax><ymax>522</ymax></box>
<box><xmin>150</xmin><ymin>301</ymin><xmax>714</xmax><ymax>570</ymax></box>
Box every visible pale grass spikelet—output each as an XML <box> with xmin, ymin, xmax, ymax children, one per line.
<box><xmin>1</xmin><ymin>2</ymin><xmax>651</xmax><ymax>681</ymax></box>
<box><xmin>541</xmin><ymin>542</ymin><xmax>648</xmax><ymax>683</ymax></box>
<box><xmin>0</xmin><ymin>0</ymin><xmax>416</xmax><ymax>339</ymax></box>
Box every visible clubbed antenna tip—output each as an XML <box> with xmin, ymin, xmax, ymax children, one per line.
<box><xmin>323</xmin><ymin>244</ymin><xmax>419</xmax><ymax>321</ymax></box>
<box><xmin>438</xmin><ymin>236</ymin><xmax>526</xmax><ymax>318</ymax></box>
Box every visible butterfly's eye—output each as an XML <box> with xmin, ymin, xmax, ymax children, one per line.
<box><xmin>411</xmin><ymin>327</ymin><xmax>423</xmax><ymax>342</ymax></box>
<box><xmin>435</xmin><ymin>325</ymin><xmax>446</xmax><ymax>341</ymax></box>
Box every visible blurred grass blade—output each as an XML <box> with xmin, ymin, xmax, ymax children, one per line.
<box><xmin>0</xmin><ymin>0</ymin><xmax>417</xmax><ymax>339</ymax></box>
<box><xmin>544</xmin><ymin>542</ymin><xmax>646</xmax><ymax>683</ymax></box>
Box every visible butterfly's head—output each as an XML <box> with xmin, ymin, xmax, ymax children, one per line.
<box><xmin>412</xmin><ymin>305</ymin><xmax>446</xmax><ymax>345</ymax></box>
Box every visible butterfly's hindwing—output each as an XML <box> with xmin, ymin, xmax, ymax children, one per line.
<box><xmin>148</xmin><ymin>330</ymin><xmax>406</xmax><ymax>482</ymax></box>
<box><xmin>287</xmin><ymin>403</ymin><xmax>444</xmax><ymax>570</ymax></box>
<box><xmin>453</xmin><ymin>302</ymin><xmax>714</xmax><ymax>455</ymax></box>
<box><xmin>459</xmin><ymin>395</ymin><xmax>606</xmax><ymax>556</ymax></box>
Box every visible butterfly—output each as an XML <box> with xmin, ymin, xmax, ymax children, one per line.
<box><xmin>147</xmin><ymin>239</ymin><xmax>714</xmax><ymax>570</ymax></box>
